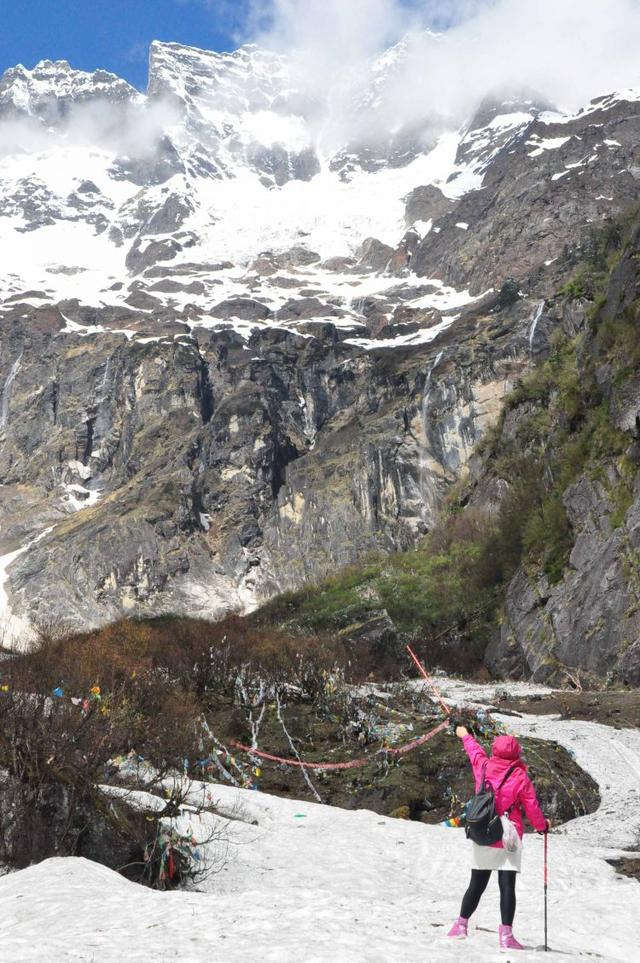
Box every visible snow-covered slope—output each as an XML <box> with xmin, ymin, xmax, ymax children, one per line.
<box><xmin>1</xmin><ymin>37</ymin><xmax>639</xmax><ymax>350</ymax></box>
<box><xmin>0</xmin><ymin>40</ymin><xmax>486</xmax><ymax>331</ymax></box>
<box><xmin>0</xmin><ymin>682</ymin><xmax>637</xmax><ymax>961</ymax></box>
<box><xmin>0</xmin><ymin>40</ymin><xmax>567</xmax><ymax>328</ymax></box>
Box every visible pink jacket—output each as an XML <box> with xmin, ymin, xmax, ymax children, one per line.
<box><xmin>462</xmin><ymin>734</ymin><xmax>547</xmax><ymax>847</ymax></box>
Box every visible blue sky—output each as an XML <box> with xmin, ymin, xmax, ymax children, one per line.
<box><xmin>0</xmin><ymin>1</ymin><xmax>469</xmax><ymax>90</ymax></box>
<box><xmin>0</xmin><ymin>1</ymin><xmax>244</xmax><ymax>90</ymax></box>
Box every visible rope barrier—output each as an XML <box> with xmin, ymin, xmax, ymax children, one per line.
<box><xmin>229</xmin><ymin>646</ymin><xmax>453</xmax><ymax>771</ymax></box>
<box><xmin>229</xmin><ymin>719</ymin><xmax>450</xmax><ymax>771</ymax></box>
<box><xmin>406</xmin><ymin>644</ymin><xmax>451</xmax><ymax>716</ymax></box>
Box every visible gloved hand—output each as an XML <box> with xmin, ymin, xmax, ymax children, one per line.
<box><xmin>537</xmin><ymin>819</ymin><xmax>551</xmax><ymax>834</ymax></box>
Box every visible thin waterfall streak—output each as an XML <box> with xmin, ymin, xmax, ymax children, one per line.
<box><xmin>420</xmin><ymin>349</ymin><xmax>444</xmax><ymax>521</ymax></box>
<box><xmin>529</xmin><ymin>301</ymin><xmax>544</xmax><ymax>354</ymax></box>
<box><xmin>0</xmin><ymin>352</ymin><xmax>23</xmax><ymax>429</ymax></box>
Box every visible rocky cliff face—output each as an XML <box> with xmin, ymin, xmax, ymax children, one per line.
<box><xmin>0</xmin><ymin>293</ymin><xmax>531</xmax><ymax>632</ymax></box>
<box><xmin>1</xmin><ymin>39</ymin><xmax>640</xmax><ymax>651</ymax></box>
<box><xmin>485</xmin><ymin>220</ymin><xmax>640</xmax><ymax>686</ymax></box>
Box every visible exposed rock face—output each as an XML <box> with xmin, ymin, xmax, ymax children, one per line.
<box><xmin>487</xmin><ymin>481</ymin><xmax>640</xmax><ymax>685</ymax></box>
<box><xmin>404</xmin><ymin>186</ymin><xmax>453</xmax><ymax>227</ymax></box>
<box><xmin>411</xmin><ymin>96</ymin><xmax>640</xmax><ymax>296</ymax></box>
<box><xmin>356</xmin><ymin>238</ymin><xmax>395</xmax><ymax>273</ymax></box>
<box><xmin>0</xmin><ymin>290</ymin><xmax>533</xmax><ymax>632</ymax></box>
<box><xmin>1</xmin><ymin>38</ymin><xmax>640</xmax><ymax>670</ymax></box>
<box><xmin>485</xmin><ymin>223</ymin><xmax>640</xmax><ymax>685</ymax></box>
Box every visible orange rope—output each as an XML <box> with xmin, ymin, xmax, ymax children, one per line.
<box><xmin>406</xmin><ymin>644</ymin><xmax>451</xmax><ymax>716</ymax></box>
<box><xmin>229</xmin><ymin>720</ymin><xmax>449</xmax><ymax>771</ymax></box>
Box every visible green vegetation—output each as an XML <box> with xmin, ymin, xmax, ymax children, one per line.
<box><xmin>489</xmin><ymin>329</ymin><xmax>631</xmax><ymax>583</ymax></box>
<box><xmin>255</xmin><ymin>213</ymin><xmax>640</xmax><ymax>668</ymax></box>
<box><xmin>256</xmin><ymin>530</ymin><xmax>497</xmax><ymax>672</ymax></box>
<box><xmin>610</xmin><ymin>455</ymin><xmax>637</xmax><ymax>529</ymax></box>
<box><xmin>561</xmin><ymin>214</ymin><xmax>635</xmax><ymax>302</ymax></box>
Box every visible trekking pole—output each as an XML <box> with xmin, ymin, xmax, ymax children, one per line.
<box><xmin>544</xmin><ymin>830</ymin><xmax>549</xmax><ymax>952</ymax></box>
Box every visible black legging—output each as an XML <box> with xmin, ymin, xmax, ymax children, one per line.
<box><xmin>460</xmin><ymin>869</ymin><xmax>517</xmax><ymax>926</ymax></box>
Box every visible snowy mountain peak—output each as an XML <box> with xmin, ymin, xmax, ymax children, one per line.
<box><xmin>148</xmin><ymin>40</ymin><xmax>292</xmax><ymax>114</ymax></box>
<box><xmin>1</xmin><ymin>35</ymin><xmax>639</xmax><ymax>352</ymax></box>
<box><xmin>0</xmin><ymin>58</ymin><xmax>138</xmax><ymax>122</ymax></box>
<box><xmin>145</xmin><ymin>39</ymin><xmax>318</xmax><ymax>186</ymax></box>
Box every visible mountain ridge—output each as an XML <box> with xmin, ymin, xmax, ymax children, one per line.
<box><xmin>0</xmin><ymin>37</ymin><xmax>639</xmax><ymax>683</ymax></box>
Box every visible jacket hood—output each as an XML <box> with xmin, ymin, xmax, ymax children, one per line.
<box><xmin>491</xmin><ymin>735</ymin><xmax>522</xmax><ymax>761</ymax></box>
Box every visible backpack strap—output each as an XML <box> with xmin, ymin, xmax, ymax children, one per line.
<box><xmin>496</xmin><ymin>763</ymin><xmax>520</xmax><ymax>815</ymax></box>
<box><xmin>496</xmin><ymin>763</ymin><xmax>519</xmax><ymax>791</ymax></box>
<box><xmin>480</xmin><ymin>760</ymin><xmax>490</xmax><ymax>789</ymax></box>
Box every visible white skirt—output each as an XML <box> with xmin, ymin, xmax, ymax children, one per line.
<box><xmin>470</xmin><ymin>840</ymin><xmax>522</xmax><ymax>873</ymax></box>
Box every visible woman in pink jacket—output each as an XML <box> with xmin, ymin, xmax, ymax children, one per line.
<box><xmin>447</xmin><ymin>725</ymin><xmax>549</xmax><ymax>951</ymax></box>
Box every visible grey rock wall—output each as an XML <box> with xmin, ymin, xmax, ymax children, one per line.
<box><xmin>0</xmin><ymin>296</ymin><xmax>531</xmax><ymax>633</ymax></box>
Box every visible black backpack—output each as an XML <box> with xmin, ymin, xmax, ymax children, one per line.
<box><xmin>464</xmin><ymin>762</ymin><xmax>518</xmax><ymax>846</ymax></box>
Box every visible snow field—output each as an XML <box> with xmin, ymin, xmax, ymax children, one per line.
<box><xmin>436</xmin><ymin>676</ymin><xmax>640</xmax><ymax>849</ymax></box>
<box><xmin>0</xmin><ymin>527</ymin><xmax>54</xmax><ymax>649</ymax></box>
<box><xmin>0</xmin><ymin>683</ymin><xmax>638</xmax><ymax>961</ymax></box>
<box><xmin>0</xmin><ymin>788</ymin><xmax>635</xmax><ymax>961</ymax></box>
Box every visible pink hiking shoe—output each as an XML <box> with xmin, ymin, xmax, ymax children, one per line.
<box><xmin>447</xmin><ymin>917</ymin><xmax>468</xmax><ymax>939</ymax></box>
<box><xmin>499</xmin><ymin>924</ymin><xmax>524</xmax><ymax>951</ymax></box>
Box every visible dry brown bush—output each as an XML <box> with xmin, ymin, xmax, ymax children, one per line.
<box><xmin>0</xmin><ymin>608</ymin><xmax>354</xmax><ymax>887</ymax></box>
<box><xmin>428</xmin><ymin>506</ymin><xmax>494</xmax><ymax>555</ymax></box>
<box><xmin>21</xmin><ymin>615</ymin><xmax>346</xmax><ymax>706</ymax></box>
<box><xmin>0</xmin><ymin>631</ymin><xmax>226</xmax><ymax>885</ymax></box>
<box><xmin>0</xmin><ymin>684</ymin><xmax>209</xmax><ymax>886</ymax></box>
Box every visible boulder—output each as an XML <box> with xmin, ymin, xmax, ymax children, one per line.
<box><xmin>210</xmin><ymin>298</ymin><xmax>272</xmax><ymax>321</ymax></box>
<box><xmin>405</xmin><ymin>184</ymin><xmax>454</xmax><ymax>226</ymax></box>
<box><xmin>356</xmin><ymin>238</ymin><xmax>395</xmax><ymax>273</ymax></box>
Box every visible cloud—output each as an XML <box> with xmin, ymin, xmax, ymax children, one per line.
<box><xmin>249</xmin><ymin>0</ymin><xmax>415</xmax><ymax>75</ymax></box>
<box><xmin>248</xmin><ymin>0</ymin><xmax>640</xmax><ymax>120</ymax></box>
<box><xmin>5</xmin><ymin>0</ymin><xmax>640</xmax><ymax>164</ymax></box>
<box><xmin>420</xmin><ymin>1</ymin><xmax>496</xmax><ymax>30</ymax></box>
<box><xmin>180</xmin><ymin>0</ymin><xmax>640</xmax><ymax>134</ymax></box>
<box><xmin>0</xmin><ymin>98</ymin><xmax>179</xmax><ymax>161</ymax></box>
<box><xmin>434</xmin><ymin>0</ymin><xmax>640</xmax><ymax>112</ymax></box>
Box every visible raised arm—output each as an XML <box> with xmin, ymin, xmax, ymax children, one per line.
<box><xmin>455</xmin><ymin>726</ymin><xmax>488</xmax><ymax>783</ymax></box>
<box><xmin>461</xmin><ymin>732</ymin><xmax>488</xmax><ymax>769</ymax></box>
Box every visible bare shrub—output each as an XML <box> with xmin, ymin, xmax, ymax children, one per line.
<box><xmin>28</xmin><ymin>615</ymin><xmax>345</xmax><ymax>705</ymax></box>
<box><xmin>0</xmin><ymin>642</ymin><xmax>221</xmax><ymax>886</ymax></box>
<box><xmin>428</xmin><ymin>506</ymin><xmax>493</xmax><ymax>555</ymax></box>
